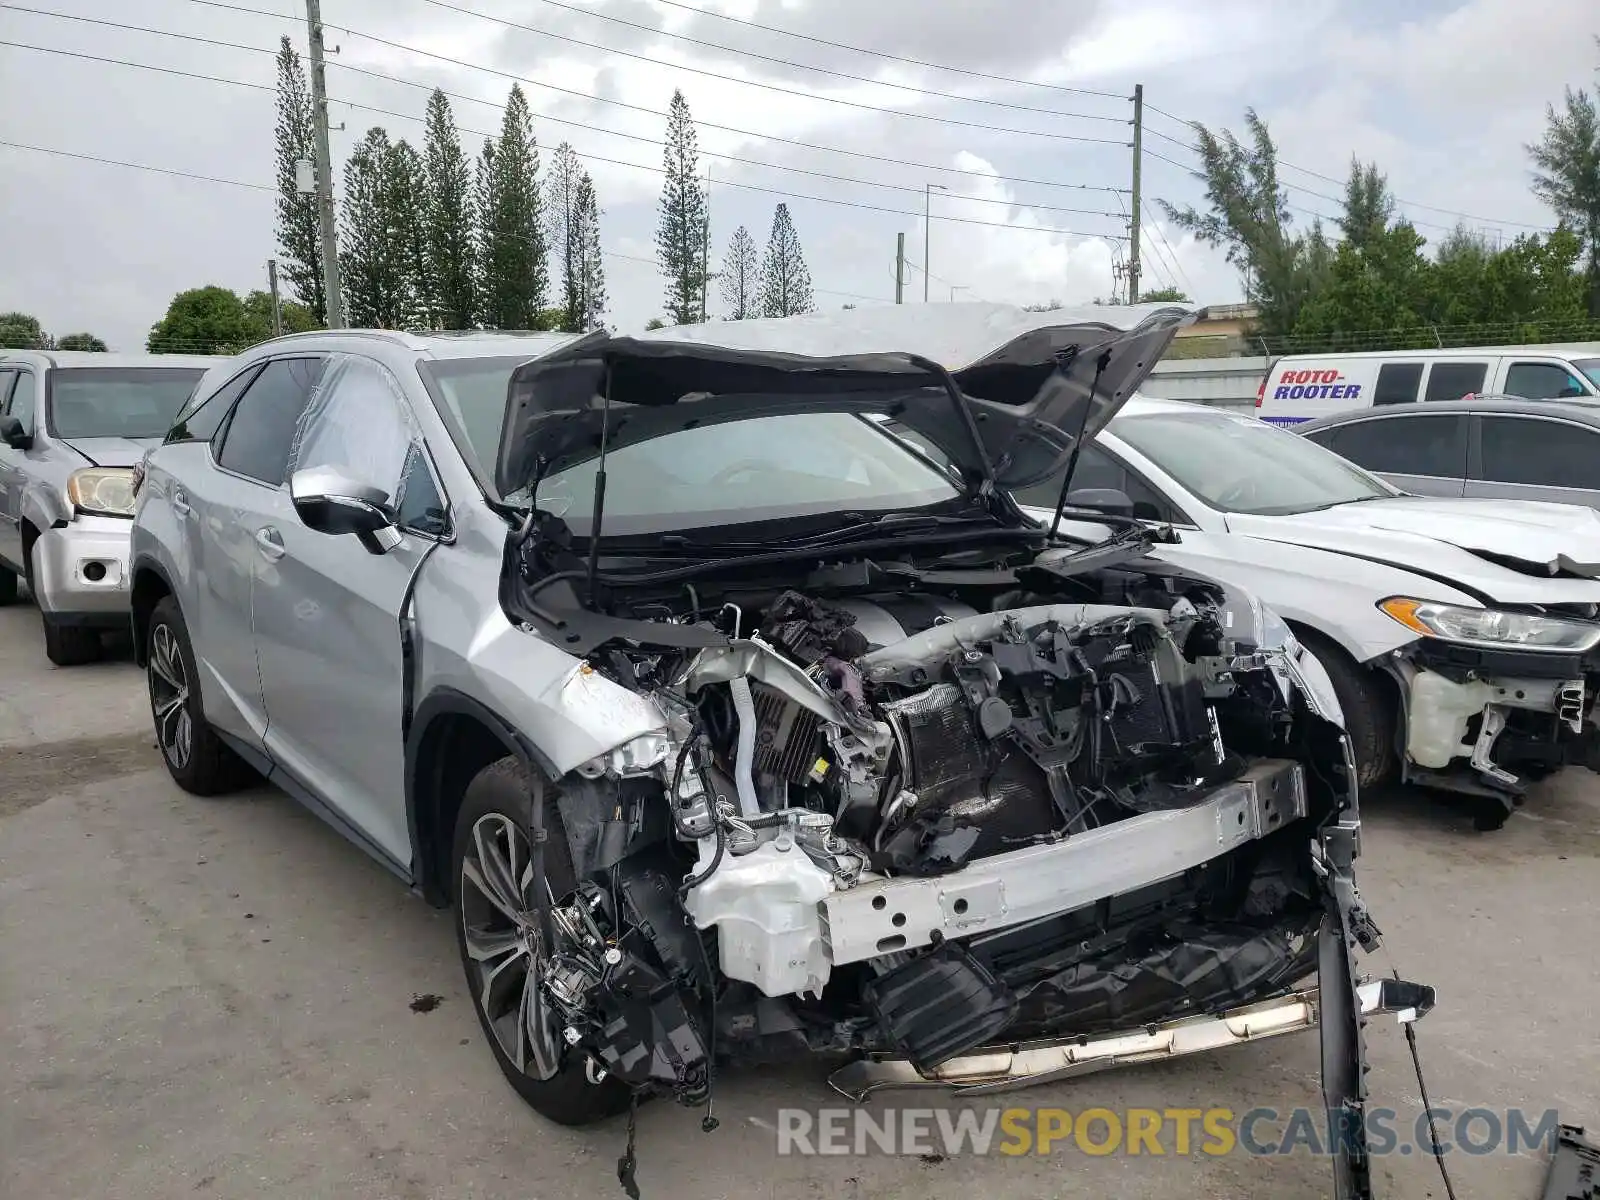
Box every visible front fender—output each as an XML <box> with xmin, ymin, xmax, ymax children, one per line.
<box><xmin>20</xmin><ymin>479</ymin><xmax>71</xmax><ymax>534</ymax></box>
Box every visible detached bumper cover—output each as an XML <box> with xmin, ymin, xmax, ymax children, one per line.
<box><xmin>828</xmin><ymin>977</ymin><xmax>1435</xmax><ymax>1100</ymax></box>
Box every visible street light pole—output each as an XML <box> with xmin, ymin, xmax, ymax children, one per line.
<box><xmin>924</xmin><ymin>183</ymin><xmax>946</xmax><ymax>302</ymax></box>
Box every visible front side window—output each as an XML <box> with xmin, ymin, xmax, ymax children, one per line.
<box><xmin>48</xmin><ymin>368</ymin><xmax>206</xmax><ymax>439</ymax></box>
<box><xmin>1478</xmin><ymin>416</ymin><xmax>1600</xmax><ymax>490</ymax></box>
<box><xmin>1010</xmin><ymin>445</ymin><xmax>1179</xmax><ymax>522</ymax></box>
<box><xmin>1373</xmin><ymin>362</ymin><xmax>1423</xmax><ymax>406</ymax></box>
<box><xmin>1504</xmin><ymin>361</ymin><xmax>1589</xmax><ymax>400</ymax></box>
<box><xmin>1424</xmin><ymin>362</ymin><xmax>1487</xmax><ymax>402</ymax></box>
<box><xmin>1110</xmin><ymin>409</ymin><xmax>1395</xmax><ymax>516</ymax></box>
<box><xmin>1319</xmin><ymin>414</ymin><xmax>1468</xmax><ymax>478</ymax></box>
<box><xmin>287</xmin><ymin>355</ymin><xmax>447</xmax><ymax>534</ymax></box>
<box><xmin>216</xmin><ymin>358</ymin><xmax>327</xmax><ymax>486</ymax></box>
<box><xmin>8</xmin><ymin>370</ymin><xmax>37</xmax><ymax>434</ymax></box>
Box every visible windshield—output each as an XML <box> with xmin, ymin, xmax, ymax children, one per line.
<box><xmin>1576</xmin><ymin>359</ymin><xmax>1600</xmax><ymax>391</ymax></box>
<box><xmin>48</xmin><ymin>368</ymin><xmax>206</xmax><ymax>440</ymax></box>
<box><xmin>1111</xmin><ymin>408</ymin><xmax>1397</xmax><ymax>515</ymax></box>
<box><xmin>539</xmin><ymin>412</ymin><xmax>962</xmax><ymax>536</ymax></box>
<box><xmin>420</xmin><ymin>355</ymin><xmax>965</xmax><ymax>533</ymax></box>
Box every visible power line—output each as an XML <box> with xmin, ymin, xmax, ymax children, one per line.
<box><xmin>0</xmin><ymin>37</ymin><xmax>1127</xmax><ymax>240</ymax></box>
<box><xmin>0</xmin><ymin>136</ymin><xmax>275</xmax><ymax>191</ymax></box>
<box><xmin>639</xmin><ymin>0</ymin><xmax>1128</xmax><ymax>101</ymax></box>
<box><xmin>1141</xmin><ymin>199</ymin><xmax>1195</xmax><ymax>296</ymax></box>
<box><xmin>185</xmin><ymin>0</ymin><xmax>1130</xmax><ymax>196</ymax></box>
<box><xmin>412</xmin><ymin>0</ymin><xmax>1131</xmax><ymax>148</ymax></box>
<box><xmin>4</xmin><ymin>5</ymin><xmax>1120</xmax><ymax>218</ymax></box>
<box><xmin>467</xmin><ymin>0</ymin><xmax>1132</xmax><ymax>128</ymax></box>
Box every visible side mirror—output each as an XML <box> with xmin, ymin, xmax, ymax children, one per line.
<box><xmin>0</xmin><ymin>414</ymin><xmax>32</xmax><ymax>450</ymax></box>
<box><xmin>1062</xmin><ymin>487</ymin><xmax>1135</xmax><ymax>518</ymax></box>
<box><xmin>289</xmin><ymin>466</ymin><xmax>402</xmax><ymax>554</ymax></box>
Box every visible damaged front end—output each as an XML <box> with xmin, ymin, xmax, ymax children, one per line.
<box><xmin>484</xmin><ymin>314</ymin><xmax>1432</xmax><ymax>1200</ymax></box>
<box><xmin>1377</xmin><ymin>597</ymin><xmax>1600</xmax><ymax>826</ymax></box>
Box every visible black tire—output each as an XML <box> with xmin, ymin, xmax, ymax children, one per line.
<box><xmin>146</xmin><ymin>595</ymin><xmax>256</xmax><ymax>795</ymax></box>
<box><xmin>1294</xmin><ymin>625</ymin><xmax>1396</xmax><ymax>789</ymax></box>
<box><xmin>451</xmin><ymin>756</ymin><xmax>632</xmax><ymax>1126</ymax></box>
<box><xmin>42</xmin><ymin>616</ymin><xmax>103</xmax><ymax>666</ymax></box>
<box><xmin>0</xmin><ymin>563</ymin><xmax>18</xmax><ymax>606</ymax></box>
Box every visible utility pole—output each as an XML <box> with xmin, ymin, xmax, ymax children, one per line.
<box><xmin>266</xmin><ymin>258</ymin><xmax>284</xmax><ymax>336</ymax></box>
<box><xmin>895</xmin><ymin>232</ymin><xmax>905</xmax><ymax>304</ymax></box>
<box><xmin>700</xmin><ymin>165</ymin><xmax>712</xmax><ymax>323</ymax></box>
<box><xmin>923</xmin><ymin>183</ymin><xmax>946</xmax><ymax>302</ymax></box>
<box><xmin>305</xmin><ymin>0</ymin><xmax>344</xmax><ymax>328</ymax></box>
<box><xmin>1128</xmin><ymin>83</ymin><xmax>1144</xmax><ymax>306</ymax></box>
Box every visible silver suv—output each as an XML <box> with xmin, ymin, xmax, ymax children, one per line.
<box><xmin>128</xmin><ymin>314</ymin><xmax>1427</xmax><ymax>1200</ymax></box>
<box><xmin>0</xmin><ymin>350</ymin><xmax>224</xmax><ymax>663</ymax></box>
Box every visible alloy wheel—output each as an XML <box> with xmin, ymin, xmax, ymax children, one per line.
<box><xmin>460</xmin><ymin>812</ymin><xmax>564</xmax><ymax>1082</ymax></box>
<box><xmin>149</xmin><ymin>623</ymin><xmax>192</xmax><ymax>771</ymax></box>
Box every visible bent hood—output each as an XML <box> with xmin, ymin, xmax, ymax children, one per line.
<box><xmin>1227</xmin><ymin>496</ymin><xmax>1600</xmax><ymax>604</ymax></box>
<box><xmin>494</xmin><ymin>302</ymin><xmax>1197</xmax><ymax>499</ymax></box>
<box><xmin>61</xmin><ymin>435</ymin><xmax>163</xmax><ymax>468</ymax></box>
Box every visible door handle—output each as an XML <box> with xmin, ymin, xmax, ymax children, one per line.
<box><xmin>254</xmin><ymin>526</ymin><xmax>286</xmax><ymax>561</ymax></box>
<box><xmin>171</xmin><ymin>486</ymin><xmax>191</xmax><ymax>517</ymax></box>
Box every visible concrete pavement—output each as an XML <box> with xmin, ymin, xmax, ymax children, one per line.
<box><xmin>2</xmin><ymin>602</ymin><xmax>1596</xmax><ymax>1199</ymax></box>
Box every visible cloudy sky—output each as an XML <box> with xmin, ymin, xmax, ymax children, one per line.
<box><xmin>1</xmin><ymin>0</ymin><xmax>1594</xmax><ymax>348</ymax></box>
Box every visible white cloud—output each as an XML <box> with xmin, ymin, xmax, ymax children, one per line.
<box><xmin>0</xmin><ymin>0</ymin><xmax>1591</xmax><ymax>345</ymax></box>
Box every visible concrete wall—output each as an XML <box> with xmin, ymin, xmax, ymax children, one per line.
<box><xmin>1143</xmin><ymin>354</ymin><xmax>1270</xmax><ymax>411</ymax></box>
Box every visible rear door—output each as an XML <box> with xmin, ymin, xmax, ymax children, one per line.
<box><xmin>1468</xmin><ymin>413</ymin><xmax>1600</xmax><ymax>509</ymax></box>
<box><xmin>186</xmin><ymin>356</ymin><xmax>328</xmax><ymax>751</ymax></box>
<box><xmin>1305</xmin><ymin>412</ymin><xmax>1469</xmax><ymax>496</ymax></box>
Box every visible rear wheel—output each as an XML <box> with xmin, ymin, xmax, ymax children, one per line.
<box><xmin>146</xmin><ymin>595</ymin><xmax>256</xmax><ymax>794</ymax></box>
<box><xmin>452</xmin><ymin>756</ymin><xmax>632</xmax><ymax>1126</ymax></box>
<box><xmin>1293</xmin><ymin>625</ymin><xmax>1396</xmax><ymax>790</ymax></box>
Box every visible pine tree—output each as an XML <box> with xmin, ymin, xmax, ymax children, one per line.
<box><xmin>479</xmin><ymin>86</ymin><xmax>547</xmax><ymax>330</ymax></box>
<box><xmin>273</xmin><ymin>37</ymin><xmax>325</xmax><ymax>323</ymax></box>
<box><xmin>340</xmin><ymin>127</ymin><xmax>413</xmax><ymax>328</ymax></box>
<box><xmin>656</xmin><ymin>89</ymin><xmax>708</xmax><ymax>327</ymax></box>
<box><xmin>473</xmin><ymin>137</ymin><xmax>497</xmax><ymax>321</ymax></box>
<box><xmin>572</xmin><ymin>171</ymin><xmax>608</xmax><ymax>331</ymax></box>
<box><xmin>720</xmin><ymin>225</ymin><xmax>758</xmax><ymax>319</ymax></box>
<box><xmin>546</xmin><ymin>142</ymin><xmax>584</xmax><ymax>332</ymax></box>
<box><xmin>759</xmin><ymin>204</ymin><xmax>814</xmax><ymax>318</ymax></box>
<box><xmin>387</xmin><ymin>139</ymin><xmax>430</xmax><ymax>328</ymax></box>
<box><xmin>423</xmin><ymin>89</ymin><xmax>477</xmax><ymax>329</ymax></box>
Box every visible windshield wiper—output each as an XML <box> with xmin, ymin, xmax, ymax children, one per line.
<box><xmin>625</xmin><ymin>511</ymin><xmax>1001</xmax><ymax>556</ymax></box>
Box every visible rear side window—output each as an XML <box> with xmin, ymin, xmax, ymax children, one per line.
<box><xmin>1424</xmin><ymin>362</ymin><xmax>1487</xmax><ymax>402</ymax></box>
<box><xmin>1373</xmin><ymin>362</ymin><xmax>1423</xmax><ymax>406</ymax></box>
<box><xmin>1319</xmin><ymin>414</ymin><xmax>1468</xmax><ymax>478</ymax></box>
<box><xmin>215</xmin><ymin>358</ymin><xmax>326</xmax><ymax>486</ymax></box>
<box><xmin>1479</xmin><ymin>416</ymin><xmax>1600</xmax><ymax>490</ymax></box>
<box><xmin>165</xmin><ymin>364</ymin><xmax>263</xmax><ymax>444</ymax></box>
<box><xmin>1503</xmin><ymin>361</ymin><xmax>1589</xmax><ymax>400</ymax></box>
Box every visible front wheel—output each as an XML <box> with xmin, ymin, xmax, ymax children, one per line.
<box><xmin>146</xmin><ymin>596</ymin><xmax>256</xmax><ymax>794</ymax></box>
<box><xmin>452</xmin><ymin>757</ymin><xmax>632</xmax><ymax>1126</ymax></box>
<box><xmin>0</xmin><ymin>562</ymin><xmax>18</xmax><ymax>606</ymax></box>
<box><xmin>1293</xmin><ymin>626</ymin><xmax>1396</xmax><ymax>789</ymax></box>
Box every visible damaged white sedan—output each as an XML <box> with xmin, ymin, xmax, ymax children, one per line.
<box><xmin>131</xmin><ymin>306</ymin><xmax>1430</xmax><ymax>1200</ymax></box>
<box><xmin>1011</xmin><ymin>397</ymin><xmax>1600</xmax><ymax>828</ymax></box>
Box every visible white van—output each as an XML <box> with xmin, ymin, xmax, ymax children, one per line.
<box><xmin>1255</xmin><ymin>343</ymin><xmax>1600</xmax><ymax>425</ymax></box>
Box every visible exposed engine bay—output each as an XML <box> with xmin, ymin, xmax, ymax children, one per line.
<box><xmin>500</xmin><ymin>526</ymin><xmax>1387</xmax><ymax>1118</ymax></box>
